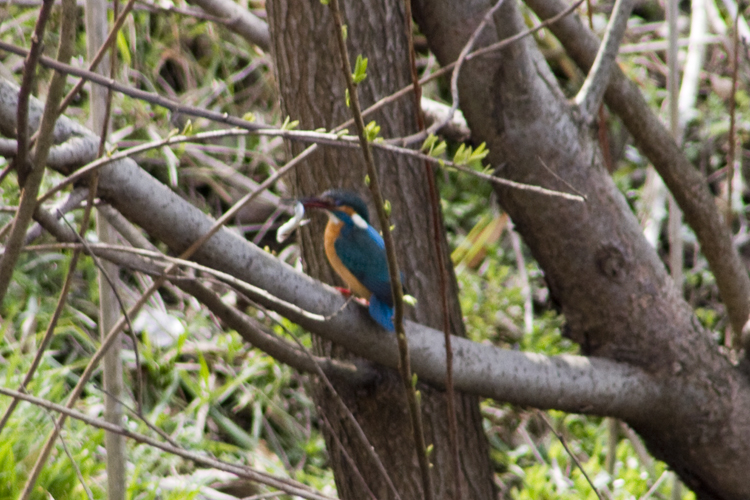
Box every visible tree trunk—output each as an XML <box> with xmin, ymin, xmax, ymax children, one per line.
<box><xmin>266</xmin><ymin>1</ymin><xmax>495</xmax><ymax>499</ymax></box>
<box><xmin>413</xmin><ymin>1</ymin><xmax>750</xmax><ymax>498</ymax></box>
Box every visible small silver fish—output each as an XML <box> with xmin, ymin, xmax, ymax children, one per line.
<box><xmin>276</xmin><ymin>201</ymin><xmax>308</xmax><ymax>242</ymax></box>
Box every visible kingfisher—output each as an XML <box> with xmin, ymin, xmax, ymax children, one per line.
<box><xmin>302</xmin><ymin>189</ymin><xmax>398</xmax><ymax>331</ymax></box>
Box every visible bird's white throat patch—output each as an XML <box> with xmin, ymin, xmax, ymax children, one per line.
<box><xmin>326</xmin><ymin>211</ymin><xmax>341</xmax><ymax>224</ymax></box>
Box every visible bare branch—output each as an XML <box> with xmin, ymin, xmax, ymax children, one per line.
<box><xmin>58</xmin><ymin>0</ymin><xmax>136</xmax><ymax>115</ymax></box>
<box><xmin>574</xmin><ymin>0</ymin><xmax>634</xmax><ymax>121</ymax></box>
<box><xmin>537</xmin><ymin>411</ymin><xmax>604</xmax><ymax>500</ymax></box>
<box><xmin>0</xmin><ymin>41</ymin><xmax>270</xmax><ymax>132</ymax></box>
<box><xmin>0</xmin><ymin>386</ymin><xmax>336</xmax><ymax>500</ymax></box>
<box><xmin>525</xmin><ymin>0</ymin><xmax>750</xmax><ymax>342</ymax></box>
<box><xmin>188</xmin><ymin>0</ymin><xmax>270</xmax><ymax>50</ymax></box>
<box><xmin>86</xmin><ymin>152</ymin><xmax>665</xmax><ymax>421</ymax></box>
<box><xmin>0</xmin><ymin>0</ymin><xmax>76</xmax><ymax>308</ymax></box>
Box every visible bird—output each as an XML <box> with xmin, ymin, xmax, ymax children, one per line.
<box><xmin>302</xmin><ymin>189</ymin><xmax>398</xmax><ymax>331</ymax></box>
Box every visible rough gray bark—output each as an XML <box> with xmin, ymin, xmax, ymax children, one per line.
<box><xmin>1</xmin><ymin>76</ymin><xmax>663</xmax><ymax>423</ymax></box>
<box><xmin>265</xmin><ymin>1</ymin><xmax>494</xmax><ymax>499</ymax></box>
<box><xmin>412</xmin><ymin>1</ymin><xmax>750</xmax><ymax>498</ymax></box>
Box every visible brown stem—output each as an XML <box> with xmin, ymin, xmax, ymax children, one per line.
<box><xmin>402</xmin><ymin>0</ymin><xmax>461</xmax><ymax>498</ymax></box>
<box><xmin>327</xmin><ymin>0</ymin><xmax>434</xmax><ymax>499</ymax></box>
<box><xmin>0</xmin><ymin>0</ymin><xmax>55</xmax><ymax>305</ymax></box>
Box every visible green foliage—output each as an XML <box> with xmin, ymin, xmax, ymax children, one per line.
<box><xmin>280</xmin><ymin>116</ymin><xmax>300</xmax><ymax>131</ymax></box>
<box><xmin>352</xmin><ymin>55</ymin><xmax>368</xmax><ymax>84</ymax></box>
<box><xmin>422</xmin><ymin>133</ymin><xmax>447</xmax><ymax>158</ymax></box>
<box><xmin>452</xmin><ymin>142</ymin><xmax>489</xmax><ymax>169</ymax></box>
<box><xmin>364</xmin><ymin>120</ymin><xmax>381</xmax><ymax>142</ymax></box>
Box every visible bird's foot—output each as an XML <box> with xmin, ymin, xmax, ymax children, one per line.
<box><xmin>334</xmin><ymin>287</ymin><xmax>369</xmax><ymax>306</ymax></box>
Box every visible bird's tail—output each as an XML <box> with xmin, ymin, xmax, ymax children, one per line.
<box><xmin>369</xmin><ymin>295</ymin><xmax>395</xmax><ymax>331</ymax></box>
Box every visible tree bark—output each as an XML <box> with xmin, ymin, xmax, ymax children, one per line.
<box><xmin>413</xmin><ymin>1</ymin><xmax>750</xmax><ymax>498</ymax></box>
<box><xmin>266</xmin><ymin>1</ymin><xmax>494</xmax><ymax>499</ymax></box>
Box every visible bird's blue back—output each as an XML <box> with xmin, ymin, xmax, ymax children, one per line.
<box><xmin>333</xmin><ymin>212</ymin><xmax>394</xmax><ymax>307</ymax></box>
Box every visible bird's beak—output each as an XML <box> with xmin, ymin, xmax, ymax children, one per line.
<box><xmin>300</xmin><ymin>197</ymin><xmax>335</xmax><ymax>211</ymax></box>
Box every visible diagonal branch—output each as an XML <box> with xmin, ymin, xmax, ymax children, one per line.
<box><xmin>0</xmin><ymin>0</ymin><xmax>76</xmax><ymax>307</ymax></box>
<box><xmin>1</xmin><ymin>57</ymin><xmax>662</xmax><ymax>425</ymax></box>
<box><xmin>0</xmin><ymin>385</ymin><xmax>336</xmax><ymax>500</ymax></box>
<box><xmin>574</xmin><ymin>0</ymin><xmax>634</xmax><ymax>122</ymax></box>
<box><xmin>525</xmin><ymin>0</ymin><xmax>750</xmax><ymax>341</ymax></box>
<box><xmin>188</xmin><ymin>0</ymin><xmax>270</xmax><ymax>50</ymax></box>
<box><xmin>87</xmin><ymin>148</ymin><xmax>665</xmax><ymax>422</ymax></box>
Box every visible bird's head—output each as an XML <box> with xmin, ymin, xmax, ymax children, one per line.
<box><xmin>302</xmin><ymin>189</ymin><xmax>371</xmax><ymax>228</ymax></box>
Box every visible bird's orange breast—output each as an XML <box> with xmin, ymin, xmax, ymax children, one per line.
<box><xmin>324</xmin><ymin>218</ymin><xmax>372</xmax><ymax>300</ymax></box>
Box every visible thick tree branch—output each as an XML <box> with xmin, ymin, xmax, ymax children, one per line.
<box><xmin>525</xmin><ymin>0</ymin><xmax>750</xmax><ymax>339</ymax></box>
<box><xmin>411</xmin><ymin>0</ymin><xmax>750</xmax><ymax>497</ymax></box>
<box><xmin>0</xmin><ymin>72</ymin><xmax>664</xmax><ymax>421</ymax></box>
<box><xmin>86</xmin><ymin>151</ymin><xmax>663</xmax><ymax>421</ymax></box>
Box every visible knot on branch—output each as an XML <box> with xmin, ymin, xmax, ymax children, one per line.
<box><xmin>595</xmin><ymin>244</ymin><xmax>629</xmax><ymax>283</ymax></box>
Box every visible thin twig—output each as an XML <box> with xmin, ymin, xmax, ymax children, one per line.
<box><xmin>416</xmin><ymin>0</ymin><xmax>506</xmax><ymax>145</ymax></box>
<box><xmin>327</xmin><ymin>1</ymin><xmax>433</xmax><ymax>499</ymax></box>
<box><xmin>574</xmin><ymin>0</ymin><xmax>635</xmax><ymax>121</ymax></box>
<box><xmin>402</xmin><ymin>0</ymin><xmax>461</xmax><ymax>497</ymax></box>
<box><xmin>58</xmin><ymin>0</ymin><xmax>136</xmax><ymax>115</ymax></box>
<box><xmin>11</xmin><ymin>0</ymin><xmax>55</xmax><ymax>187</ymax></box>
<box><xmin>639</xmin><ymin>470</ymin><xmax>670</xmax><ymax>500</ymax></box>
<box><xmin>0</xmin><ymin>385</ymin><xmax>336</xmax><ymax>500</ymax></box>
<box><xmin>94</xmin><ymin>384</ymin><xmax>181</xmax><ymax>448</ymax></box>
<box><xmin>238</xmin><ymin>128</ymin><xmax>586</xmax><ymax>201</ymax></box>
<box><xmin>45</xmin><ymin>409</ymin><xmax>95</xmax><ymax>500</ymax></box>
<box><xmin>0</xmin><ymin>40</ymin><xmax>270</xmax><ymax>132</ymax></box>
<box><xmin>264</xmin><ymin>306</ymin><xmax>402</xmax><ymax>500</ymax></box>
<box><xmin>58</xmin><ymin>208</ymin><xmax>144</xmax><ymax>415</ymax></box>
<box><xmin>536</xmin><ymin>157</ymin><xmax>587</xmax><ymax>200</ymax></box>
<box><xmin>318</xmin><ymin>411</ymin><xmax>379</xmax><ymax>500</ymax></box>
<box><xmin>14</xmin><ymin>0</ymin><xmax>84</xmax><ymax>492</ymax></box>
<box><xmin>37</xmin><ymin>128</ymin><xmax>251</xmax><ymax>204</ymax></box>
<box><xmin>537</xmin><ymin>411</ymin><xmax>604</xmax><ymax>500</ymax></box>
<box><xmin>0</xmin><ymin>0</ymin><xmax>56</xmax><ymax>305</ymax></box>
<box><xmin>0</xmin><ymin>231</ymin><xmax>86</xmax><ymax>434</ymax></box>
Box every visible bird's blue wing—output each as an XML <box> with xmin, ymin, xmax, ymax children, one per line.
<box><xmin>335</xmin><ymin>224</ymin><xmax>393</xmax><ymax>306</ymax></box>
